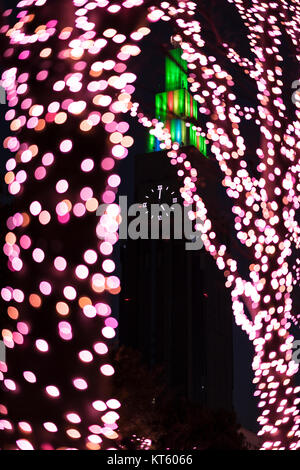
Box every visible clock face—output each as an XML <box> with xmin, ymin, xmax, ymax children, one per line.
<box><xmin>140</xmin><ymin>184</ymin><xmax>180</xmax><ymax>220</ymax></box>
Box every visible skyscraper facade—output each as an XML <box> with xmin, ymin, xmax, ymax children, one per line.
<box><xmin>119</xmin><ymin>49</ymin><xmax>233</xmax><ymax>411</ymax></box>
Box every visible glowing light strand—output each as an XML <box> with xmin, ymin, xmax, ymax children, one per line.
<box><xmin>0</xmin><ymin>0</ymin><xmax>299</xmax><ymax>451</ymax></box>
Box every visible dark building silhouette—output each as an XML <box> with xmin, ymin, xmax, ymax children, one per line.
<box><xmin>118</xmin><ymin>46</ymin><xmax>233</xmax><ymax>410</ymax></box>
<box><xmin>119</xmin><ymin>146</ymin><xmax>233</xmax><ymax>410</ymax></box>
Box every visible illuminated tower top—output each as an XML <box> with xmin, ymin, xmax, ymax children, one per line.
<box><xmin>148</xmin><ymin>48</ymin><xmax>207</xmax><ymax>156</ymax></box>
<box><xmin>165</xmin><ymin>48</ymin><xmax>188</xmax><ymax>91</ymax></box>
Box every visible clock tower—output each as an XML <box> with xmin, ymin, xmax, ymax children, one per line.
<box><xmin>119</xmin><ymin>49</ymin><xmax>233</xmax><ymax>410</ymax></box>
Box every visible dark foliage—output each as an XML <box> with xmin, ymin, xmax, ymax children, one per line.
<box><xmin>111</xmin><ymin>346</ymin><xmax>247</xmax><ymax>450</ymax></box>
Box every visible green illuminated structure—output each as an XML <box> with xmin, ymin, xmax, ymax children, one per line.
<box><xmin>147</xmin><ymin>48</ymin><xmax>207</xmax><ymax>157</ymax></box>
<box><xmin>165</xmin><ymin>48</ymin><xmax>188</xmax><ymax>91</ymax></box>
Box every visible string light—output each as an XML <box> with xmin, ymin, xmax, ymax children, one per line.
<box><xmin>0</xmin><ymin>0</ymin><xmax>299</xmax><ymax>451</ymax></box>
